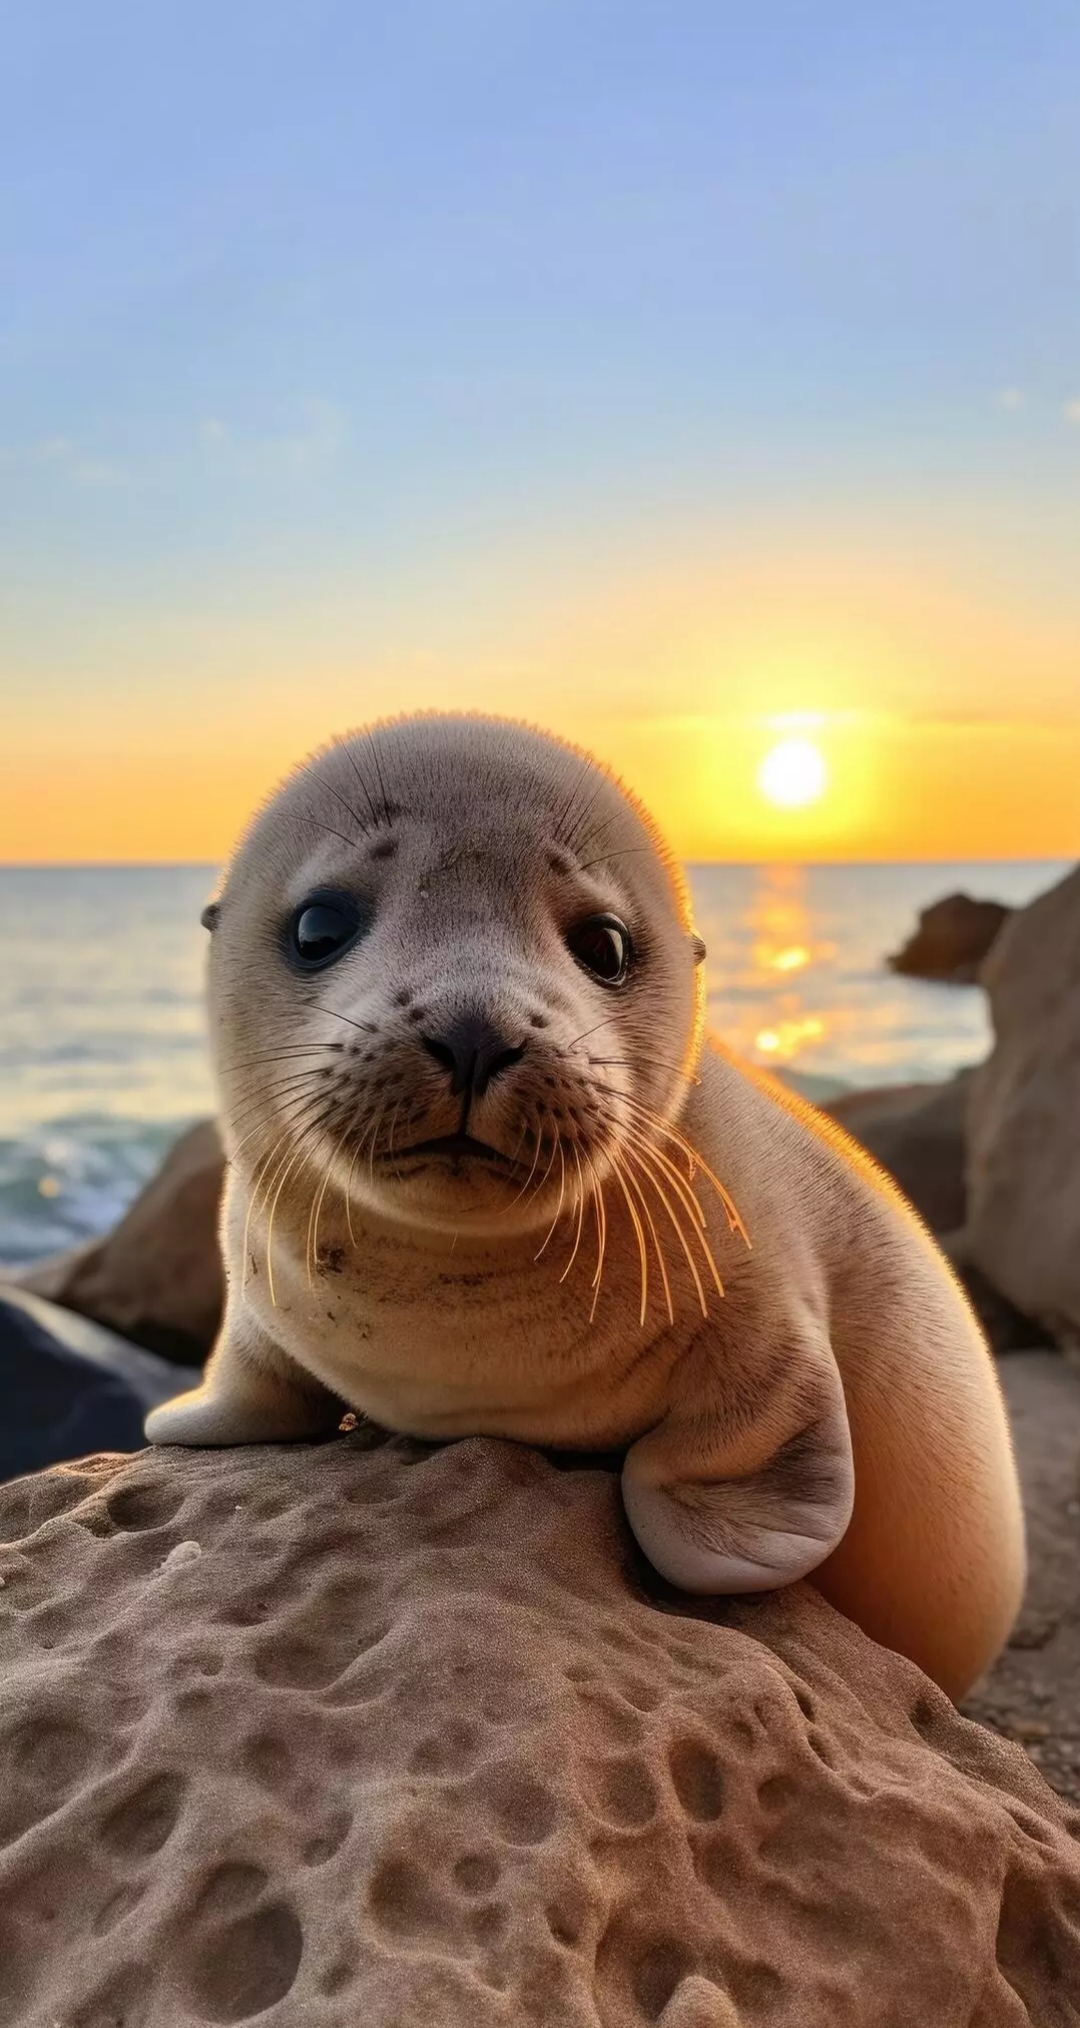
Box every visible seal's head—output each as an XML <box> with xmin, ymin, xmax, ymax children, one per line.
<box><xmin>208</xmin><ymin>716</ymin><xmax>705</xmax><ymax>1239</ymax></box>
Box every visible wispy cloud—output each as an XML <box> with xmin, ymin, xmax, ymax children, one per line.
<box><xmin>1064</xmin><ymin>398</ymin><xmax>1080</xmax><ymax>425</ymax></box>
<box><xmin>994</xmin><ymin>386</ymin><xmax>1026</xmax><ymax>411</ymax></box>
<box><xmin>0</xmin><ymin>433</ymin><xmax>128</xmax><ymax>484</ymax></box>
<box><xmin>197</xmin><ymin>398</ymin><xmax>346</xmax><ymax>474</ymax></box>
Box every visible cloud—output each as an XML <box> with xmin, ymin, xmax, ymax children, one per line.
<box><xmin>1064</xmin><ymin>398</ymin><xmax>1080</xmax><ymax>425</ymax></box>
<box><xmin>0</xmin><ymin>434</ymin><xmax>127</xmax><ymax>484</ymax></box>
<box><xmin>197</xmin><ymin>399</ymin><xmax>346</xmax><ymax>475</ymax></box>
<box><xmin>994</xmin><ymin>387</ymin><xmax>1026</xmax><ymax>411</ymax></box>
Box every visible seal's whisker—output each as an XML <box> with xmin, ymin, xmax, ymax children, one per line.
<box><xmin>576</xmin><ymin>845</ymin><xmax>658</xmax><ymax>873</ymax></box>
<box><xmin>588</xmin><ymin>1179</ymin><xmax>608</xmax><ymax>1323</ymax></box>
<box><xmin>228</xmin><ymin>1077</ymin><xmax>340</xmax><ymax>1169</ymax></box>
<box><xmin>503</xmin><ymin>1109</ymin><xmax>546</xmax><ymax>1211</ymax></box>
<box><xmin>551</xmin><ymin>750</ymin><xmax>596</xmax><ymax>848</ymax></box>
<box><xmin>385</xmin><ymin>1100</ymin><xmax>405</xmax><ymax>1182</ymax></box>
<box><xmin>366</xmin><ymin>735</ymin><xmax>396</xmax><ymax>830</ymax></box>
<box><xmin>309</xmin><ymin>1004</ymin><xmax>379</xmax><ymax>1037</ymax></box>
<box><xmin>239</xmin><ymin>1088</ymin><xmax>333</xmax><ymax>1190</ymax></box>
<box><xmin>241</xmin><ymin>1126</ymin><xmax>290</xmax><ymax>1288</ymax></box>
<box><xmin>252</xmin><ymin>1096</ymin><xmax>341</xmax><ymax>1295</ymax></box>
<box><xmin>589</xmin><ymin>1103</ymin><xmax>707</xmax><ymax>1233</ymax></box>
<box><xmin>300</xmin><ymin>815</ymin><xmax>369</xmax><ymax>852</ymax></box>
<box><xmin>609</xmin><ymin>1154</ymin><xmax>650</xmax><ymax>1328</ymax></box>
<box><xmin>219</xmin><ymin>1043</ymin><xmax>346</xmax><ymax>1073</ymax></box>
<box><xmin>560</xmin><ymin>1142</ymin><xmax>589</xmax><ymax>1285</ymax></box>
<box><xmin>586</xmin><ymin>1054</ymin><xmax>700</xmax><ymax>1085</ymax></box>
<box><xmin>228</xmin><ymin>1067</ymin><xmax>333</xmax><ymax>1133</ymax></box>
<box><xmin>620</xmin><ymin>1153</ymin><xmax>674</xmax><ymax>1327</ymax></box>
<box><xmin>564</xmin><ymin>1014</ymin><xmax>621</xmax><ymax>1054</ymax></box>
<box><xmin>619</xmin><ymin>1095</ymin><xmax>751</xmax><ymax>1246</ymax></box>
<box><xmin>367</xmin><ymin>1096</ymin><xmax>392</xmax><ymax>1187</ymax></box>
<box><xmin>344</xmin><ymin>1114</ymin><xmax>381</xmax><ymax>1245</ymax></box>
<box><xmin>307</xmin><ymin>1130</ymin><xmax>343</xmax><ymax>1286</ymax></box>
<box><xmin>618</xmin><ymin>1123</ymin><xmax>724</xmax><ymax>1297</ymax></box>
<box><xmin>533</xmin><ymin>1133</ymin><xmax>567</xmax><ymax>1260</ymax></box>
<box><xmin>335</xmin><ymin>737</ymin><xmax>383</xmax><ymax>830</ymax></box>
<box><xmin>265</xmin><ymin>1141</ymin><xmax>313</xmax><ymax>1306</ymax></box>
<box><xmin>623</xmin><ymin>1142</ymin><xmax>711</xmax><ymax>1318</ymax></box>
<box><xmin>319</xmin><ymin>776</ymin><xmax>370</xmax><ymax>841</ymax></box>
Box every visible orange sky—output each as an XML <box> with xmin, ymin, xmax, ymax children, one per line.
<box><xmin>3</xmin><ymin>545</ymin><xmax>1078</xmax><ymax>863</ymax></box>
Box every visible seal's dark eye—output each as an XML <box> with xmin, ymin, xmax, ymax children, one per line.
<box><xmin>288</xmin><ymin>894</ymin><xmax>364</xmax><ymax>970</ymax></box>
<box><xmin>567</xmin><ymin>914</ymin><xmax>633</xmax><ymax>985</ymax></box>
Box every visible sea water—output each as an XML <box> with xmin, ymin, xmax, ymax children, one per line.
<box><xmin>0</xmin><ymin>860</ymin><xmax>1068</xmax><ymax>1266</ymax></box>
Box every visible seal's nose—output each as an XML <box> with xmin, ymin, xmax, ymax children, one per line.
<box><xmin>421</xmin><ymin>1013</ymin><xmax>526</xmax><ymax>1098</ymax></box>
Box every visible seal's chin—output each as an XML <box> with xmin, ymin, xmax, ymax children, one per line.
<box><xmin>365</xmin><ymin>1131</ymin><xmax>565</xmax><ymax>1236</ymax></box>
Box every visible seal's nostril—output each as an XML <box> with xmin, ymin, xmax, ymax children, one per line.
<box><xmin>420</xmin><ymin>1017</ymin><xmax>527</xmax><ymax>1099</ymax></box>
<box><xmin>421</xmin><ymin>1034</ymin><xmax>459</xmax><ymax>1081</ymax></box>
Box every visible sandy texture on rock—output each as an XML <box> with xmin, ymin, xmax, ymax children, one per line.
<box><xmin>2</xmin><ymin>1435</ymin><xmax>1079</xmax><ymax>2028</ymax></box>
<box><xmin>16</xmin><ymin>1119</ymin><xmax>225</xmax><ymax>1365</ymax></box>
<box><xmin>964</xmin><ymin>863</ymin><xmax>1080</xmax><ymax>1345</ymax></box>
<box><xmin>965</xmin><ymin>1352</ymin><xmax>1080</xmax><ymax>1805</ymax></box>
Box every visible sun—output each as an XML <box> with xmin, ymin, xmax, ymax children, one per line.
<box><xmin>757</xmin><ymin>737</ymin><xmax>828</xmax><ymax>810</ymax></box>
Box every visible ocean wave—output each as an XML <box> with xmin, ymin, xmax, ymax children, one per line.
<box><xmin>0</xmin><ymin>1113</ymin><xmax>203</xmax><ymax>1268</ymax></box>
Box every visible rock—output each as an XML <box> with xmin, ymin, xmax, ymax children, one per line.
<box><xmin>887</xmin><ymin>892</ymin><xmax>1011</xmax><ymax>984</ymax></box>
<box><xmin>15</xmin><ymin>1119</ymin><xmax>225</xmax><ymax>1365</ymax></box>
<box><xmin>962</xmin><ymin>864</ymin><xmax>1080</xmax><ymax>1347</ymax></box>
<box><xmin>824</xmin><ymin>1073</ymin><xmax>970</xmax><ymax>1233</ymax></box>
<box><xmin>1</xmin><ymin>1434</ymin><xmax>1078</xmax><ymax>2026</ymax></box>
<box><xmin>0</xmin><ymin>1286</ymin><xmax>201</xmax><ymax>1485</ymax></box>
<box><xmin>963</xmin><ymin>1351</ymin><xmax>1080</xmax><ymax>1805</ymax></box>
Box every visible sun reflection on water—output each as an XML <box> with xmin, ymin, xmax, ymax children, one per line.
<box><xmin>698</xmin><ymin>864</ymin><xmax>843</xmax><ymax>1083</ymax></box>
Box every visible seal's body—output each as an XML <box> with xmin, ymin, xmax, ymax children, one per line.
<box><xmin>148</xmin><ymin>716</ymin><xmax>1025</xmax><ymax>1697</ymax></box>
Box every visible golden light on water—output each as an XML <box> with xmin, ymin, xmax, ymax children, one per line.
<box><xmin>769</xmin><ymin>943</ymin><xmax>811</xmax><ymax>973</ymax></box>
<box><xmin>754</xmin><ymin>1015</ymin><xmax>826</xmax><ymax>1061</ymax></box>
<box><xmin>757</xmin><ymin>737</ymin><xmax>829</xmax><ymax>810</ymax></box>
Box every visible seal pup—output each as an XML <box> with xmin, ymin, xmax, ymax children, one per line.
<box><xmin>147</xmin><ymin>715</ymin><xmax>1025</xmax><ymax>1697</ymax></box>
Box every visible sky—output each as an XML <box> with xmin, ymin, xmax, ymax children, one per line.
<box><xmin>2</xmin><ymin>1</ymin><xmax>1079</xmax><ymax>862</ymax></box>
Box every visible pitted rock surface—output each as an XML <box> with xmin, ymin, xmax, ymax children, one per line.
<box><xmin>1</xmin><ymin>1432</ymin><xmax>1079</xmax><ymax>2027</ymax></box>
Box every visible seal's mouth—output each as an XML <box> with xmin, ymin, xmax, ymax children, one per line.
<box><xmin>381</xmin><ymin>1132</ymin><xmax>517</xmax><ymax>1172</ymax></box>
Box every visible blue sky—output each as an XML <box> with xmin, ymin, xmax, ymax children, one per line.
<box><xmin>2</xmin><ymin>2</ymin><xmax>1079</xmax><ymax>857</ymax></box>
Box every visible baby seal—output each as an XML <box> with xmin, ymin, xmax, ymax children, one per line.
<box><xmin>148</xmin><ymin>714</ymin><xmax>1025</xmax><ymax>1696</ymax></box>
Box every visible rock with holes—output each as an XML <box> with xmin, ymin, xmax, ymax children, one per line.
<box><xmin>1</xmin><ymin>1433</ymin><xmax>1079</xmax><ymax>2027</ymax></box>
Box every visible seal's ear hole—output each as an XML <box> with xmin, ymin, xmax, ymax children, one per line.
<box><xmin>690</xmin><ymin>934</ymin><xmax>707</xmax><ymax>965</ymax></box>
<box><xmin>201</xmin><ymin>902</ymin><xmax>221</xmax><ymax>932</ymax></box>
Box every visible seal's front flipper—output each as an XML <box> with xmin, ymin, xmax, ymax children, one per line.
<box><xmin>621</xmin><ymin>1346</ymin><xmax>855</xmax><ymax>1595</ymax></box>
<box><xmin>145</xmin><ymin>1313</ymin><xmax>341</xmax><ymax>1447</ymax></box>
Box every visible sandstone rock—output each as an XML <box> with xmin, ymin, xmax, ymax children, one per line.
<box><xmin>15</xmin><ymin>1119</ymin><xmax>225</xmax><ymax>1365</ymax></box>
<box><xmin>824</xmin><ymin>1073</ymin><xmax>969</xmax><ymax>1233</ymax></box>
<box><xmin>887</xmin><ymin>892</ymin><xmax>1011</xmax><ymax>984</ymax></box>
<box><xmin>1</xmin><ymin>1434</ymin><xmax>1078</xmax><ymax>2026</ymax></box>
<box><xmin>962</xmin><ymin>864</ymin><xmax>1080</xmax><ymax>1347</ymax></box>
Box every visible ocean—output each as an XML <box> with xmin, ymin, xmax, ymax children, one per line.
<box><xmin>0</xmin><ymin>859</ymin><xmax>1068</xmax><ymax>1269</ymax></box>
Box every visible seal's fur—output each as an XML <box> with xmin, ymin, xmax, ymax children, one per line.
<box><xmin>147</xmin><ymin>715</ymin><xmax>1025</xmax><ymax>1696</ymax></box>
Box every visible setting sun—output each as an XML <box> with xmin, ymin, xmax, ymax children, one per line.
<box><xmin>757</xmin><ymin>738</ymin><xmax>829</xmax><ymax>810</ymax></box>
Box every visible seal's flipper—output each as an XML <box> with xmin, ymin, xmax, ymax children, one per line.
<box><xmin>621</xmin><ymin>1342</ymin><xmax>855</xmax><ymax>1595</ymax></box>
<box><xmin>146</xmin><ymin>1317</ymin><xmax>341</xmax><ymax>1447</ymax></box>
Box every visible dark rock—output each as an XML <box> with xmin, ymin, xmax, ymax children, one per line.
<box><xmin>825</xmin><ymin>1074</ymin><xmax>970</xmax><ymax>1233</ymax></box>
<box><xmin>0</xmin><ymin>1286</ymin><xmax>200</xmax><ymax>1483</ymax></box>
<box><xmin>887</xmin><ymin>892</ymin><xmax>1011</xmax><ymax>984</ymax></box>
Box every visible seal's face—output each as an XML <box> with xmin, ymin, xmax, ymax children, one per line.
<box><xmin>210</xmin><ymin>718</ymin><xmax>704</xmax><ymax>1241</ymax></box>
